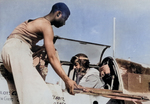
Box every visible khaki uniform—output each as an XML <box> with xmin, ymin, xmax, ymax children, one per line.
<box><xmin>1</xmin><ymin>19</ymin><xmax>54</xmax><ymax>104</ymax></box>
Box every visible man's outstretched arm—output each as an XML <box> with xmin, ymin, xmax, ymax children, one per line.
<box><xmin>40</xmin><ymin>19</ymin><xmax>77</xmax><ymax>95</ymax></box>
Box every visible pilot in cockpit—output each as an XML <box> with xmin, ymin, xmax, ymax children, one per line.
<box><xmin>70</xmin><ymin>53</ymin><xmax>105</xmax><ymax>88</ymax></box>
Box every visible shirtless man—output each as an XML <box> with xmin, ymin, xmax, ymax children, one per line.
<box><xmin>1</xmin><ymin>2</ymin><xmax>77</xmax><ymax>104</ymax></box>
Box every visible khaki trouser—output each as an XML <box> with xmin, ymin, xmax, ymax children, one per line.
<box><xmin>1</xmin><ymin>38</ymin><xmax>54</xmax><ymax>104</ymax></box>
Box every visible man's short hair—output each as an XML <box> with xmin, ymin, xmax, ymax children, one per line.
<box><xmin>51</xmin><ymin>2</ymin><xmax>70</xmax><ymax>19</ymax></box>
<box><xmin>71</xmin><ymin>53</ymin><xmax>90</xmax><ymax>69</ymax></box>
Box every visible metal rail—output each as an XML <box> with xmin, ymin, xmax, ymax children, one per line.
<box><xmin>54</xmin><ymin>35</ymin><xmax>111</xmax><ymax>47</ymax></box>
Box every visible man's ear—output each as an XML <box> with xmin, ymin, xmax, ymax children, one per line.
<box><xmin>56</xmin><ymin>11</ymin><xmax>62</xmax><ymax>17</ymax></box>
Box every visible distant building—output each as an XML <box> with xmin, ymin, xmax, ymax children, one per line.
<box><xmin>116</xmin><ymin>58</ymin><xmax>150</xmax><ymax>93</ymax></box>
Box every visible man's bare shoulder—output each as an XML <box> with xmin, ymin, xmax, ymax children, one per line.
<box><xmin>33</xmin><ymin>17</ymin><xmax>51</xmax><ymax>25</ymax></box>
<box><xmin>27</xmin><ymin>17</ymin><xmax>52</xmax><ymax>33</ymax></box>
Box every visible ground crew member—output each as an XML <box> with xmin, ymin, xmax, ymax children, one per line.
<box><xmin>1</xmin><ymin>2</ymin><xmax>77</xmax><ymax>104</ymax></box>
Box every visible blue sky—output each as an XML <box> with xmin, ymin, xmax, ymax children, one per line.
<box><xmin>1</xmin><ymin>0</ymin><xmax>150</xmax><ymax>83</ymax></box>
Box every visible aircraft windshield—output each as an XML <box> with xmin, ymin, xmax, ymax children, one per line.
<box><xmin>54</xmin><ymin>36</ymin><xmax>110</xmax><ymax>65</ymax></box>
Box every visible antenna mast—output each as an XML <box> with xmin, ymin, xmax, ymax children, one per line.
<box><xmin>113</xmin><ymin>17</ymin><xmax>116</xmax><ymax>58</ymax></box>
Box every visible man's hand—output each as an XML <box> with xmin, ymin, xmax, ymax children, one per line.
<box><xmin>65</xmin><ymin>79</ymin><xmax>78</xmax><ymax>95</ymax></box>
<box><xmin>74</xmin><ymin>85</ymin><xmax>92</xmax><ymax>93</ymax></box>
